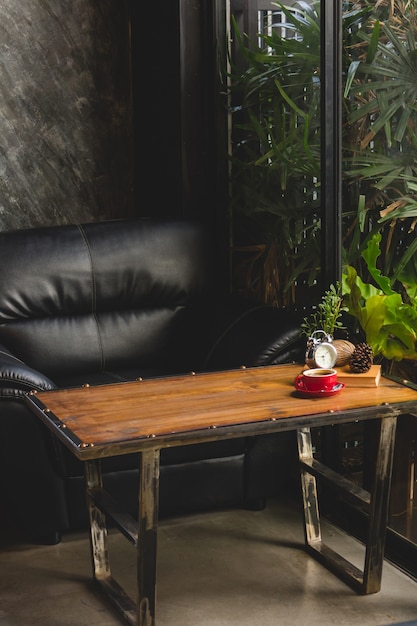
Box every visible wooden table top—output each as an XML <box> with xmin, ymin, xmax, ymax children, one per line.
<box><xmin>24</xmin><ymin>363</ymin><xmax>417</xmax><ymax>460</ymax></box>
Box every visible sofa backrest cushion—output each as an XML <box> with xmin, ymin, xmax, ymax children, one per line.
<box><xmin>0</xmin><ymin>219</ymin><xmax>214</xmax><ymax>378</ymax></box>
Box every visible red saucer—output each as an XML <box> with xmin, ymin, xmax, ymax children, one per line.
<box><xmin>294</xmin><ymin>382</ymin><xmax>345</xmax><ymax>398</ymax></box>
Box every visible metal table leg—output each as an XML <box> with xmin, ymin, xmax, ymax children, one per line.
<box><xmin>85</xmin><ymin>459</ymin><xmax>111</xmax><ymax>582</ymax></box>
<box><xmin>137</xmin><ymin>449</ymin><xmax>160</xmax><ymax>626</ymax></box>
<box><xmin>297</xmin><ymin>415</ymin><xmax>397</xmax><ymax>594</ymax></box>
<box><xmin>85</xmin><ymin>459</ymin><xmax>138</xmax><ymax>624</ymax></box>
<box><xmin>85</xmin><ymin>449</ymin><xmax>160</xmax><ymax>626</ymax></box>
<box><xmin>363</xmin><ymin>415</ymin><xmax>398</xmax><ymax>593</ymax></box>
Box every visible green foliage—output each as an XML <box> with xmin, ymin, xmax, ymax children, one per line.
<box><xmin>227</xmin><ymin>3</ymin><xmax>322</xmax><ymax>305</ymax></box>
<box><xmin>343</xmin><ymin>1</ymin><xmax>417</xmax><ymax>283</ymax></box>
<box><xmin>227</xmin><ymin>0</ymin><xmax>417</xmax><ymax>310</ymax></box>
<box><xmin>301</xmin><ymin>283</ymin><xmax>347</xmax><ymax>338</ymax></box>
<box><xmin>342</xmin><ymin>234</ymin><xmax>417</xmax><ymax>361</ymax></box>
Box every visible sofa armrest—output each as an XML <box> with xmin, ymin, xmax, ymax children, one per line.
<box><xmin>0</xmin><ymin>344</ymin><xmax>56</xmax><ymax>397</ymax></box>
<box><xmin>203</xmin><ymin>305</ymin><xmax>305</xmax><ymax>371</ymax></box>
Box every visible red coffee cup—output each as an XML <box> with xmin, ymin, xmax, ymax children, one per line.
<box><xmin>295</xmin><ymin>368</ymin><xmax>337</xmax><ymax>392</ymax></box>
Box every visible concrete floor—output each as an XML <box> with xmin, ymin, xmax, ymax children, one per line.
<box><xmin>1</xmin><ymin>496</ymin><xmax>417</xmax><ymax>626</ymax></box>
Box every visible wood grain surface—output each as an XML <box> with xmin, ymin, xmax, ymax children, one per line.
<box><xmin>25</xmin><ymin>364</ymin><xmax>417</xmax><ymax>459</ymax></box>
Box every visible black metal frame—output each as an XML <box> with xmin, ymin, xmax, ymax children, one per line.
<box><xmin>320</xmin><ymin>0</ymin><xmax>342</xmax><ymax>290</ymax></box>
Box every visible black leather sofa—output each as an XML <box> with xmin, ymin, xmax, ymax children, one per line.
<box><xmin>0</xmin><ymin>218</ymin><xmax>304</xmax><ymax>544</ymax></box>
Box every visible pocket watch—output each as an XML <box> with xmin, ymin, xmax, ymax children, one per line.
<box><xmin>305</xmin><ymin>330</ymin><xmax>338</xmax><ymax>369</ymax></box>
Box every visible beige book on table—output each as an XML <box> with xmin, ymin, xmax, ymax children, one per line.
<box><xmin>336</xmin><ymin>364</ymin><xmax>381</xmax><ymax>387</ymax></box>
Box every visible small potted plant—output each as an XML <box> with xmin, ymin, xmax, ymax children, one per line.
<box><xmin>301</xmin><ymin>282</ymin><xmax>376</xmax><ymax>372</ymax></box>
<box><xmin>301</xmin><ymin>282</ymin><xmax>346</xmax><ymax>339</ymax></box>
<box><xmin>300</xmin><ymin>283</ymin><xmax>360</xmax><ymax>369</ymax></box>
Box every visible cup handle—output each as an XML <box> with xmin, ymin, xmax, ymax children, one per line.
<box><xmin>294</xmin><ymin>374</ymin><xmax>305</xmax><ymax>390</ymax></box>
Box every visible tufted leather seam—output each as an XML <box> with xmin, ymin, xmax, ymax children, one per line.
<box><xmin>76</xmin><ymin>224</ymin><xmax>105</xmax><ymax>371</ymax></box>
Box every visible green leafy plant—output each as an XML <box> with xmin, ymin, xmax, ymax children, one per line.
<box><xmin>342</xmin><ymin>233</ymin><xmax>417</xmax><ymax>361</ymax></box>
<box><xmin>301</xmin><ymin>282</ymin><xmax>347</xmax><ymax>338</ymax></box>
<box><xmin>227</xmin><ymin>0</ymin><xmax>417</xmax><ymax>309</ymax></box>
<box><xmin>342</xmin><ymin>0</ymin><xmax>417</xmax><ymax>282</ymax></box>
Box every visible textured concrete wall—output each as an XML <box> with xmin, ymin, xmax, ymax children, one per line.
<box><xmin>0</xmin><ymin>0</ymin><xmax>133</xmax><ymax>231</ymax></box>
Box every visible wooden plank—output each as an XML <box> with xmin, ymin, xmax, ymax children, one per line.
<box><xmin>25</xmin><ymin>364</ymin><xmax>417</xmax><ymax>457</ymax></box>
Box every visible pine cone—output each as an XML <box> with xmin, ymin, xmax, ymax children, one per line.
<box><xmin>349</xmin><ymin>343</ymin><xmax>374</xmax><ymax>373</ymax></box>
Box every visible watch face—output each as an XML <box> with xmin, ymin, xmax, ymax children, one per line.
<box><xmin>314</xmin><ymin>343</ymin><xmax>338</xmax><ymax>368</ymax></box>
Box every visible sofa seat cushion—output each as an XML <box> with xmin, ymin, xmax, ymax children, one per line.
<box><xmin>58</xmin><ymin>437</ymin><xmax>248</xmax><ymax>478</ymax></box>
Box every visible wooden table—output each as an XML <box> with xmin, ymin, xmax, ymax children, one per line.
<box><xmin>24</xmin><ymin>363</ymin><xmax>417</xmax><ymax>626</ymax></box>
